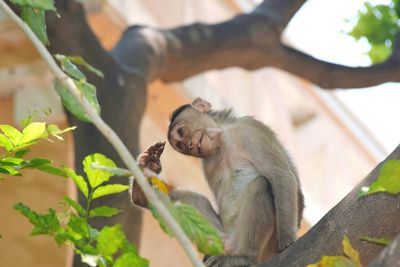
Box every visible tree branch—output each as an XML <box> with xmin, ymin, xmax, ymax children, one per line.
<box><xmin>112</xmin><ymin>0</ymin><xmax>400</xmax><ymax>89</ymax></box>
<box><xmin>256</xmin><ymin>145</ymin><xmax>400</xmax><ymax>267</ymax></box>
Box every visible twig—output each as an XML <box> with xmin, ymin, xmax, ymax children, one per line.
<box><xmin>0</xmin><ymin>2</ymin><xmax>204</xmax><ymax>266</ymax></box>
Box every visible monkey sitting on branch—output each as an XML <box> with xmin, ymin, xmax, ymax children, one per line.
<box><xmin>131</xmin><ymin>97</ymin><xmax>304</xmax><ymax>267</ymax></box>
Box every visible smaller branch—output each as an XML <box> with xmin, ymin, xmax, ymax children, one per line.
<box><xmin>0</xmin><ymin>2</ymin><xmax>204</xmax><ymax>267</ymax></box>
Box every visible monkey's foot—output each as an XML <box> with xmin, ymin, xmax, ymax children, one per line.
<box><xmin>204</xmin><ymin>255</ymin><xmax>253</xmax><ymax>267</ymax></box>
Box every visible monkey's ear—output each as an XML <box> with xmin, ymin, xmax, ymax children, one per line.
<box><xmin>191</xmin><ymin>97</ymin><xmax>212</xmax><ymax>113</ymax></box>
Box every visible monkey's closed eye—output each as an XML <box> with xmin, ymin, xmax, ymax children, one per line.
<box><xmin>177</xmin><ymin>127</ymin><xmax>184</xmax><ymax>137</ymax></box>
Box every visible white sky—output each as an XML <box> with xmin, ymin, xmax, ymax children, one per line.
<box><xmin>283</xmin><ymin>0</ymin><xmax>400</xmax><ymax>155</ymax></box>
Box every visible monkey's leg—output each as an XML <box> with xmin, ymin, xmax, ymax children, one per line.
<box><xmin>269</xmin><ymin>172</ymin><xmax>299</xmax><ymax>251</ymax></box>
<box><xmin>205</xmin><ymin>177</ymin><xmax>277</xmax><ymax>267</ymax></box>
<box><xmin>170</xmin><ymin>190</ymin><xmax>223</xmax><ymax>232</ymax></box>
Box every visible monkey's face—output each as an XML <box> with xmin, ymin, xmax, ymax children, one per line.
<box><xmin>168</xmin><ymin>108</ymin><xmax>220</xmax><ymax>158</ymax></box>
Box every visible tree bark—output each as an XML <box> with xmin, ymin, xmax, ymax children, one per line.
<box><xmin>256</xmin><ymin>145</ymin><xmax>400</xmax><ymax>267</ymax></box>
<box><xmin>45</xmin><ymin>1</ymin><xmax>147</xmax><ymax>266</ymax></box>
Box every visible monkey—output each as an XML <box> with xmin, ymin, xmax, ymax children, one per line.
<box><xmin>166</xmin><ymin>97</ymin><xmax>304</xmax><ymax>267</ymax></box>
<box><xmin>130</xmin><ymin>98</ymin><xmax>303</xmax><ymax>266</ymax></box>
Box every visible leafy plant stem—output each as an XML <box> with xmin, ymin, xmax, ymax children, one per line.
<box><xmin>0</xmin><ymin>2</ymin><xmax>204</xmax><ymax>266</ymax></box>
<box><xmin>85</xmin><ymin>189</ymin><xmax>93</xmax><ymax>242</ymax></box>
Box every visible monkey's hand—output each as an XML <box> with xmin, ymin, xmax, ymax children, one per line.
<box><xmin>137</xmin><ymin>141</ymin><xmax>166</xmax><ymax>174</ymax></box>
<box><xmin>130</xmin><ymin>142</ymin><xmax>168</xmax><ymax>208</ymax></box>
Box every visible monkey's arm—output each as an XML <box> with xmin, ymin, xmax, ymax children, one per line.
<box><xmin>170</xmin><ymin>190</ymin><xmax>223</xmax><ymax>232</ymax></box>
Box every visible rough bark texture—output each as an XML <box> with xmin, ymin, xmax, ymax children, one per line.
<box><xmin>32</xmin><ymin>0</ymin><xmax>400</xmax><ymax>266</ymax></box>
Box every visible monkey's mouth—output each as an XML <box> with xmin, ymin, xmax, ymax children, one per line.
<box><xmin>189</xmin><ymin>131</ymin><xmax>204</xmax><ymax>156</ymax></box>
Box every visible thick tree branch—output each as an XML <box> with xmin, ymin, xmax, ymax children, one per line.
<box><xmin>112</xmin><ymin>0</ymin><xmax>400</xmax><ymax>89</ymax></box>
<box><xmin>256</xmin><ymin>145</ymin><xmax>400</xmax><ymax>267</ymax></box>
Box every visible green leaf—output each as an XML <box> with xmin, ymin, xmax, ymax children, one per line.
<box><xmin>68</xmin><ymin>215</ymin><xmax>89</xmax><ymax>239</ymax></box>
<box><xmin>0</xmin><ymin>134</ymin><xmax>13</xmax><ymax>151</ymax></box>
<box><xmin>55</xmin><ymin>54</ymin><xmax>86</xmax><ymax>81</ymax></box>
<box><xmin>92</xmin><ymin>184</ymin><xmax>129</xmax><ymax>200</ymax></box>
<box><xmin>97</xmin><ymin>225</ymin><xmax>125</xmax><ymax>257</ymax></box>
<box><xmin>64</xmin><ymin>167</ymin><xmax>89</xmax><ymax>199</ymax></box>
<box><xmin>174</xmin><ymin>203</ymin><xmax>224</xmax><ymax>255</ymax></box>
<box><xmin>10</xmin><ymin>0</ymin><xmax>55</xmax><ymax>11</ymax></box>
<box><xmin>113</xmin><ymin>252</ymin><xmax>149</xmax><ymax>267</ymax></box>
<box><xmin>23</xmin><ymin>158</ymin><xmax>67</xmax><ymax>177</ymax></box>
<box><xmin>360</xmin><ymin>160</ymin><xmax>400</xmax><ymax>196</ymax></box>
<box><xmin>343</xmin><ymin>235</ymin><xmax>361</xmax><ymax>267</ymax></box>
<box><xmin>361</xmin><ymin>236</ymin><xmax>391</xmax><ymax>246</ymax></box>
<box><xmin>150</xmin><ymin>192</ymin><xmax>223</xmax><ymax>255</ymax></box>
<box><xmin>55</xmin><ymin>80</ymin><xmax>91</xmax><ymax>122</ymax></box>
<box><xmin>0</xmin><ymin>166</ymin><xmax>21</xmax><ymax>176</ymax></box>
<box><xmin>66</xmin><ymin>56</ymin><xmax>104</xmax><ymax>78</ymax></box>
<box><xmin>368</xmin><ymin>43</ymin><xmax>392</xmax><ymax>64</ymax></box>
<box><xmin>20</xmin><ymin>122</ymin><xmax>47</xmax><ymax>144</ymax></box>
<box><xmin>90</xmin><ymin>206</ymin><xmax>121</xmax><ymax>218</ymax></box>
<box><xmin>63</xmin><ymin>196</ymin><xmax>85</xmax><ymax>216</ymax></box>
<box><xmin>21</xmin><ymin>7</ymin><xmax>49</xmax><ymax>46</ymax></box>
<box><xmin>0</xmin><ymin>157</ymin><xmax>24</xmax><ymax>166</ymax></box>
<box><xmin>0</xmin><ymin>124</ymin><xmax>22</xmax><ymax>147</ymax></box>
<box><xmin>14</xmin><ymin>203</ymin><xmax>61</xmax><ymax>236</ymax></box>
<box><xmin>83</xmin><ymin>153</ymin><xmax>117</xmax><ymax>188</ymax></box>
<box><xmin>47</xmin><ymin>124</ymin><xmax>76</xmax><ymax>140</ymax></box>
<box><xmin>307</xmin><ymin>256</ymin><xmax>357</xmax><ymax>267</ymax></box>
<box><xmin>15</xmin><ymin>149</ymin><xmax>30</xmax><ymax>158</ymax></box>
<box><xmin>91</xmin><ymin>164</ymin><xmax>132</xmax><ymax>177</ymax></box>
<box><xmin>74</xmin><ymin>80</ymin><xmax>101</xmax><ymax>117</ymax></box>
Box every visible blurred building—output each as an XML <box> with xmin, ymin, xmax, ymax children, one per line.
<box><xmin>0</xmin><ymin>1</ymin><xmax>392</xmax><ymax>266</ymax></box>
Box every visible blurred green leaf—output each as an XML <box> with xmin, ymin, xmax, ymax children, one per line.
<box><xmin>75</xmin><ymin>80</ymin><xmax>101</xmax><ymax>117</ymax></box>
<box><xmin>55</xmin><ymin>54</ymin><xmax>86</xmax><ymax>81</ymax></box>
<box><xmin>113</xmin><ymin>252</ymin><xmax>149</xmax><ymax>267</ymax></box>
<box><xmin>150</xmin><ymin>192</ymin><xmax>223</xmax><ymax>255</ymax></box>
<box><xmin>68</xmin><ymin>215</ymin><xmax>89</xmax><ymax>239</ymax></box>
<box><xmin>0</xmin><ymin>134</ymin><xmax>13</xmax><ymax>151</ymax></box>
<box><xmin>66</xmin><ymin>56</ymin><xmax>104</xmax><ymax>78</ymax></box>
<box><xmin>63</xmin><ymin>196</ymin><xmax>85</xmax><ymax>216</ymax></box>
<box><xmin>14</xmin><ymin>149</ymin><xmax>30</xmax><ymax>158</ymax></box>
<box><xmin>10</xmin><ymin>0</ymin><xmax>55</xmax><ymax>10</ymax></box>
<box><xmin>90</xmin><ymin>206</ymin><xmax>121</xmax><ymax>218</ymax></box>
<box><xmin>348</xmin><ymin>2</ymin><xmax>400</xmax><ymax>64</ymax></box>
<box><xmin>21</xmin><ymin>7</ymin><xmax>49</xmax><ymax>45</ymax></box>
<box><xmin>83</xmin><ymin>153</ymin><xmax>116</xmax><ymax>188</ymax></box>
<box><xmin>360</xmin><ymin>160</ymin><xmax>400</xmax><ymax>196</ymax></box>
<box><xmin>91</xmin><ymin>164</ymin><xmax>132</xmax><ymax>177</ymax></box>
<box><xmin>92</xmin><ymin>184</ymin><xmax>129</xmax><ymax>200</ymax></box>
<box><xmin>14</xmin><ymin>203</ymin><xmax>61</xmax><ymax>236</ymax></box>
<box><xmin>97</xmin><ymin>225</ymin><xmax>125</xmax><ymax>257</ymax></box>
<box><xmin>0</xmin><ymin>124</ymin><xmax>22</xmax><ymax>147</ymax></box>
<box><xmin>64</xmin><ymin>167</ymin><xmax>89</xmax><ymax>198</ymax></box>
<box><xmin>47</xmin><ymin>124</ymin><xmax>76</xmax><ymax>140</ymax></box>
<box><xmin>20</xmin><ymin>122</ymin><xmax>47</xmax><ymax>144</ymax></box>
<box><xmin>55</xmin><ymin>80</ymin><xmax>91</xmax><ymax>122</ymax></box>
<box><xmin>368</xmin><ymin>43</ymin><xmax>392</xmax><ymax>64</ymax></box>
<box><xmin>343</xmin><ymin>235</ymin><xmax>361</xmax><ymax>267</ymax></box>
<box><xmin>361</xmin><ymin>236</ymin><xmax>391</xmax><ymax>246</ymax></box>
